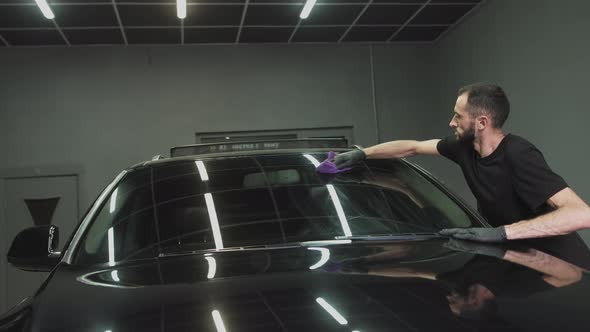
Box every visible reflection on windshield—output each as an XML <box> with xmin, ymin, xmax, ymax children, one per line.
<box><xmin>211</xmin><ymin>309</ymin><xmax>227</xmax><ymax>332</ymax></box>
<box><xmin>308</xmin><ymin>247</ymin><xmax>330</xmax><ymax>270</ymax></box>
<box><xmin>316</xmin><ymin>297</ymin><xmax>348</xmax><ymax>325</ymax></box>
<box><xmin>205</xmin><ymin>254</ymin><xmax>216</xmax><ymax>279</ymax></box>
<box><xmin>199</xmin><ymin>160</ymin><xmax>225</xmax><ymax>250</ymax></box>
<box><xmin>304</xmin><ymin>154</ymin><xmax>352</xmax><ymax>237</ymax></box>
<box><xmin>109</xmin><ymin>188</ymin><xmax>118</xmax><ymax>214</ymax></box>
<box><xmin>205</xmin><ymin>193</ymin><xmax>224</xmax><ymax>250</ymax></box>
<box><xmin>195</xmin><ymin>160</ymin><xmax>209</xmax><ymax>181</ymax></box>
<box><xmin>107</xmin><ymin>227</ymin><xmax>115</xmax><ymax>266</ymax></box>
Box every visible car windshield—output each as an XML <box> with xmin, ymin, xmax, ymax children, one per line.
<box><xmin>74</xmin><ymin>152</ymin><xmax>480</xmax><ymax>265</ymax></box>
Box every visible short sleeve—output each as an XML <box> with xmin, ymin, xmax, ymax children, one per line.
<box><xmin>437</xmin><ymin>136</ymin><xmax>463</xmax><ymax>164</ymax></box>
<box><xmin>509</xmin><ymin>144</ymin><xmax>568</xmax><ymax>211</ymax></box>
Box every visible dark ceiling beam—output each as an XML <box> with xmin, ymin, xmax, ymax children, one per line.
<box><xmin>288</xmin><ymin>18</ymin><xmax>302</xmax><ymax>43</ymax></box>
<box><xmin>52</xmin><ymin>19</ymin><xmax>71</xmax><ymax>46</ymax></box>
<box><xmin>338</xmin><ymin>0</ymin><xmax>373</xmax><ymax>43</ymax></box>
<box><xmin>386</xmin><ymin>0</ymin><xmax>431</xmax><ymax>42</ymax></box>
<box><xmin>434</xmin><ymin>0</ymin><xmax>488</xmax><ymax>44</ymax></box>
<box><xmin>112</xmin><ymin>0</ymin><xmax>128</xmax><ymax>45</ymax></box>
<box><xmin>235</xmin><ymin>0</ymin><xmax>250</xmax><ymax>43</ymax></box>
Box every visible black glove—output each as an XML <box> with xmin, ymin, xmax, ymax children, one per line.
<box><xmin>439</xmin><ymin>226</ymin><xmax>507</xmax><ymax>243</ymax></box>
<box><xmin>333</xmin><ymin>149</ymin><xmax>366</xmax><ymax>169</ymax></box>
<box><xmin>443</xmin><ymin>238</ymin><xmax>507</xmax><ymax>259</ymax></box>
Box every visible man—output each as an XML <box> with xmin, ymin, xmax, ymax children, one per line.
<box><xmin>334</xmin><ymin>83</ymin><xmax>590</xmax><ymax>242</ymax></box>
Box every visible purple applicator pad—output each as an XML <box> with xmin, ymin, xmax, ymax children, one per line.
<box><xmin>315</xmin><ymin>151</ymin><xmax>352</xmax><ymax>174</ymax></box>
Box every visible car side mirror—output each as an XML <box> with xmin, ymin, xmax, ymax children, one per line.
<box><xmin>7</xmin><ymin>225</ymin><xmax>61</xmax><ymax>272</ymax></box>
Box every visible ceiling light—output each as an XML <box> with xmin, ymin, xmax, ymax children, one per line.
<box><xmin>34</xmin><ymin>0</ymin><xmax>55</xmax><ymax>20</ymax></box>
<box><xmin>177</xmin><ymin>0</ymin><xmax>186</xmax><ymax>19</ymax></box>
<box><xmin>111</xmin><ymin>270</ymin><xmax>120</xmax><ymax>282</ymax></box>
<box><xmin>300</xmin><ymin>0</ymin><xmax>317</xmax><ymax>19</ymax></box>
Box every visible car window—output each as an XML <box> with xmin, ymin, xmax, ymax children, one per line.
<box><xmin>74</xmin><ymin>153</ymin><xmax>478</xmax><ymax>265</ymax></box>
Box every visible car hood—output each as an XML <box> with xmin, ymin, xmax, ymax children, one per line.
<box><xmin>12</xmin><ymin>234</ymin><xmax>590</xmax><ymax>331</ymax></box>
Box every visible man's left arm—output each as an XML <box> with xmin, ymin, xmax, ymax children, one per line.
<box><xmin>441</xmin><ymin>187</ymin><xmax>590</xmax><ymax>242</ymax></box>
<box><xmin>505</xmin><ymin>187</ymin><xmax>590</xmax><ymax>240</ymax></box>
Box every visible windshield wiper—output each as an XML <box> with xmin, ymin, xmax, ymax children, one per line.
<box><xmin>335</xmin><ymin>233</ymin><xmax>443</xmax><ymax>241</ymax></box>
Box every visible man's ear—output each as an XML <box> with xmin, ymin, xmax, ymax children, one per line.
<box><xmin>476</xmin><ymin>116</ymin><xmax>489</xmax><ymax>130</ymax></box>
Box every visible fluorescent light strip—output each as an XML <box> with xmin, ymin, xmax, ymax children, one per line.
<box><xmin>300</xmin><ymin>0</ymin><xmax>317</xmax><ymax>19</ymax></box>
<box><xmin>308</xmin><ymin>247</ymin><xmax>330</xmax><ymax>270</ymax></box>
<box><xmin>205</xmin><ymin>193</ymin><xmax>224</xmax><ymax>250</ymax></box>
<box><xmin>326</xmin><ymin>185</ymin><xmax>352</xmax><ymax>237</ymax></box>
<box><xmin>108</xmin><ymin>227</ymin><xmax>115</xmax><ymax>266</ymax></box>
<box><xmin>316</xmin><ymin>297</ymin><xmax>348</xmax><ymax>325</ymax></box>
<box><xmin>211</xmin><ymin>310</ymin><xmax>227</xmax><ymax>332</ymax></box>
<box><xmin>177</xmin><ymin>0</ymin><xmax>186</xmax><ymax>19</ymax></box>
<box><xmin>34</xmin><ymin>0</ymin><xmax>55</xmax><ymax>19</ymax></box>
<box><xmin>303</xmin><ymin>153</ymin><xmax>321</xmax><ymax>167</ymax></box>
<box><xmin>196</xmin><ymin>160</ymin><xmax>209</xmax><ymax>181</ymax></box>
<box><xmin>109</xmin><ymin>188</ymin><xmax>118</xmax><ymax>214</ymax></box>
<box><xmin>205</xmin><ymin>256</ymin><xmax>217</xmax><ymax>279</ymax></box>
<box><xmin>111</xmin><ymin>270</ymin><xmax>120</xmax><ymax>282</ymax></box>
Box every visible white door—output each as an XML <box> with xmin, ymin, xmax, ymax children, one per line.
<box><xmin>1</xmin><ymin>175</ymin><xmax>78</xmax><ymax>313</ymax></box>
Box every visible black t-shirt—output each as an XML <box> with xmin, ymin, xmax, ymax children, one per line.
<box><xmin>437</xmin><ymin>134</ymin><xmax>567</xmax><ymax>226</ymax></box>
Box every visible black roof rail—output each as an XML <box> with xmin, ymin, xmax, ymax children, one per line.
<box><xmin>170</xmin><ymin>138</ymin><xmax>348</xmax><ymax>158</ymax></box>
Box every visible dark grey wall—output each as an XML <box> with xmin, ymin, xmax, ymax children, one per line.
<box><xmin>420</xmin><ymin>0</ymin><xmax>590</xmax><ymax>242</ymax></box>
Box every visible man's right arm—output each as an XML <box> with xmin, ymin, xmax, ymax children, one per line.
<box><xmin>333</xmin><ymin>139</ymin><xmax>441</xmax><ymax>169</ymax></box>
<box><xmin>363</xmin><ymin>139</ymin><xmax>441</xmax><ymax>159</ymax></box>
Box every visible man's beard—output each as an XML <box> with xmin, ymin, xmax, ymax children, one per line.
<box><xmin>455</xmin><ymin>122</ymin><xmax>475</xmax><ymax>142</ymax></box>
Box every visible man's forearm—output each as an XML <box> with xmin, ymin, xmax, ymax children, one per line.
<box><xmin>503</xmin><ymin>249</ymin><xmax>583</xmax><ymax>286</ymax></box>
<box><xmin>364</xmin><ymin>140</ymin><xmax>418</xmax><ymax>159</ymax></box>
<box><xmin>505</xmin><ymin>205</ymin><xmax>590</xmax><ymax>240</ymax></box>
<box><xmin>503</xmin><ymin>249</ymin><xmax>582</xmax><ymax>279</ymax></box>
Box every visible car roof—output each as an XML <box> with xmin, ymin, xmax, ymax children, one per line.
<box><xmin>131</xmin><ymin>147</ymin><xmax>353</xmax><ymax>169</ymax></box>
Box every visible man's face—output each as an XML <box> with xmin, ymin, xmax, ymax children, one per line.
<box><xmin>447</xmin><ymin>284</ymin><xmax>495</xmax><ymax>318</ymax></box>
<box><xmin>449</xmin><ymin>93</ymin><xmax>476</xmax><ymax>142</ymax></box>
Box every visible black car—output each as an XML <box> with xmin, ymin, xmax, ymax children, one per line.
<box><xmin>3</xmin><ymin>139</ymin><xmax>590</xmax><ymax>331</ymax></box>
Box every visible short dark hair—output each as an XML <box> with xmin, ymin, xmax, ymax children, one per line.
<box><xmin>458</xmin><ymin>83</ymin><xmax>510</xmax><ymax>128</ymax></box>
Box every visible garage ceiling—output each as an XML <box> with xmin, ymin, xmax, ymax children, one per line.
<box><xmin>0</xmin><ymin>0</ymin><xmax>484</xmax><ymax>47</ymax></box>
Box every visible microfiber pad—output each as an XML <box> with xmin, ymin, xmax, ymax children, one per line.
<box><xmin>315</xmin><ymin>151</ymin><xmax>352</xmax><ymax>174</ymax></box>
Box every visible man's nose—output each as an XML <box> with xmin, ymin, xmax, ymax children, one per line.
<box><xmin>449</xmin><ymin>119</ymin><xmax>457</xmax><ymax>128</ymax></box>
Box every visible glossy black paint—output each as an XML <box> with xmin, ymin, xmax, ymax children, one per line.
<box><xmin>2</xmin><ymin>234</ymin><xmax>590</xmax><ymax>332</ymax></box>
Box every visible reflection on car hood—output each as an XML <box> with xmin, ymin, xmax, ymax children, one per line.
<box><xmin>21</xmin><ymin>234</ymin><xmax>590</xmax><ymax>331</ymax></box>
